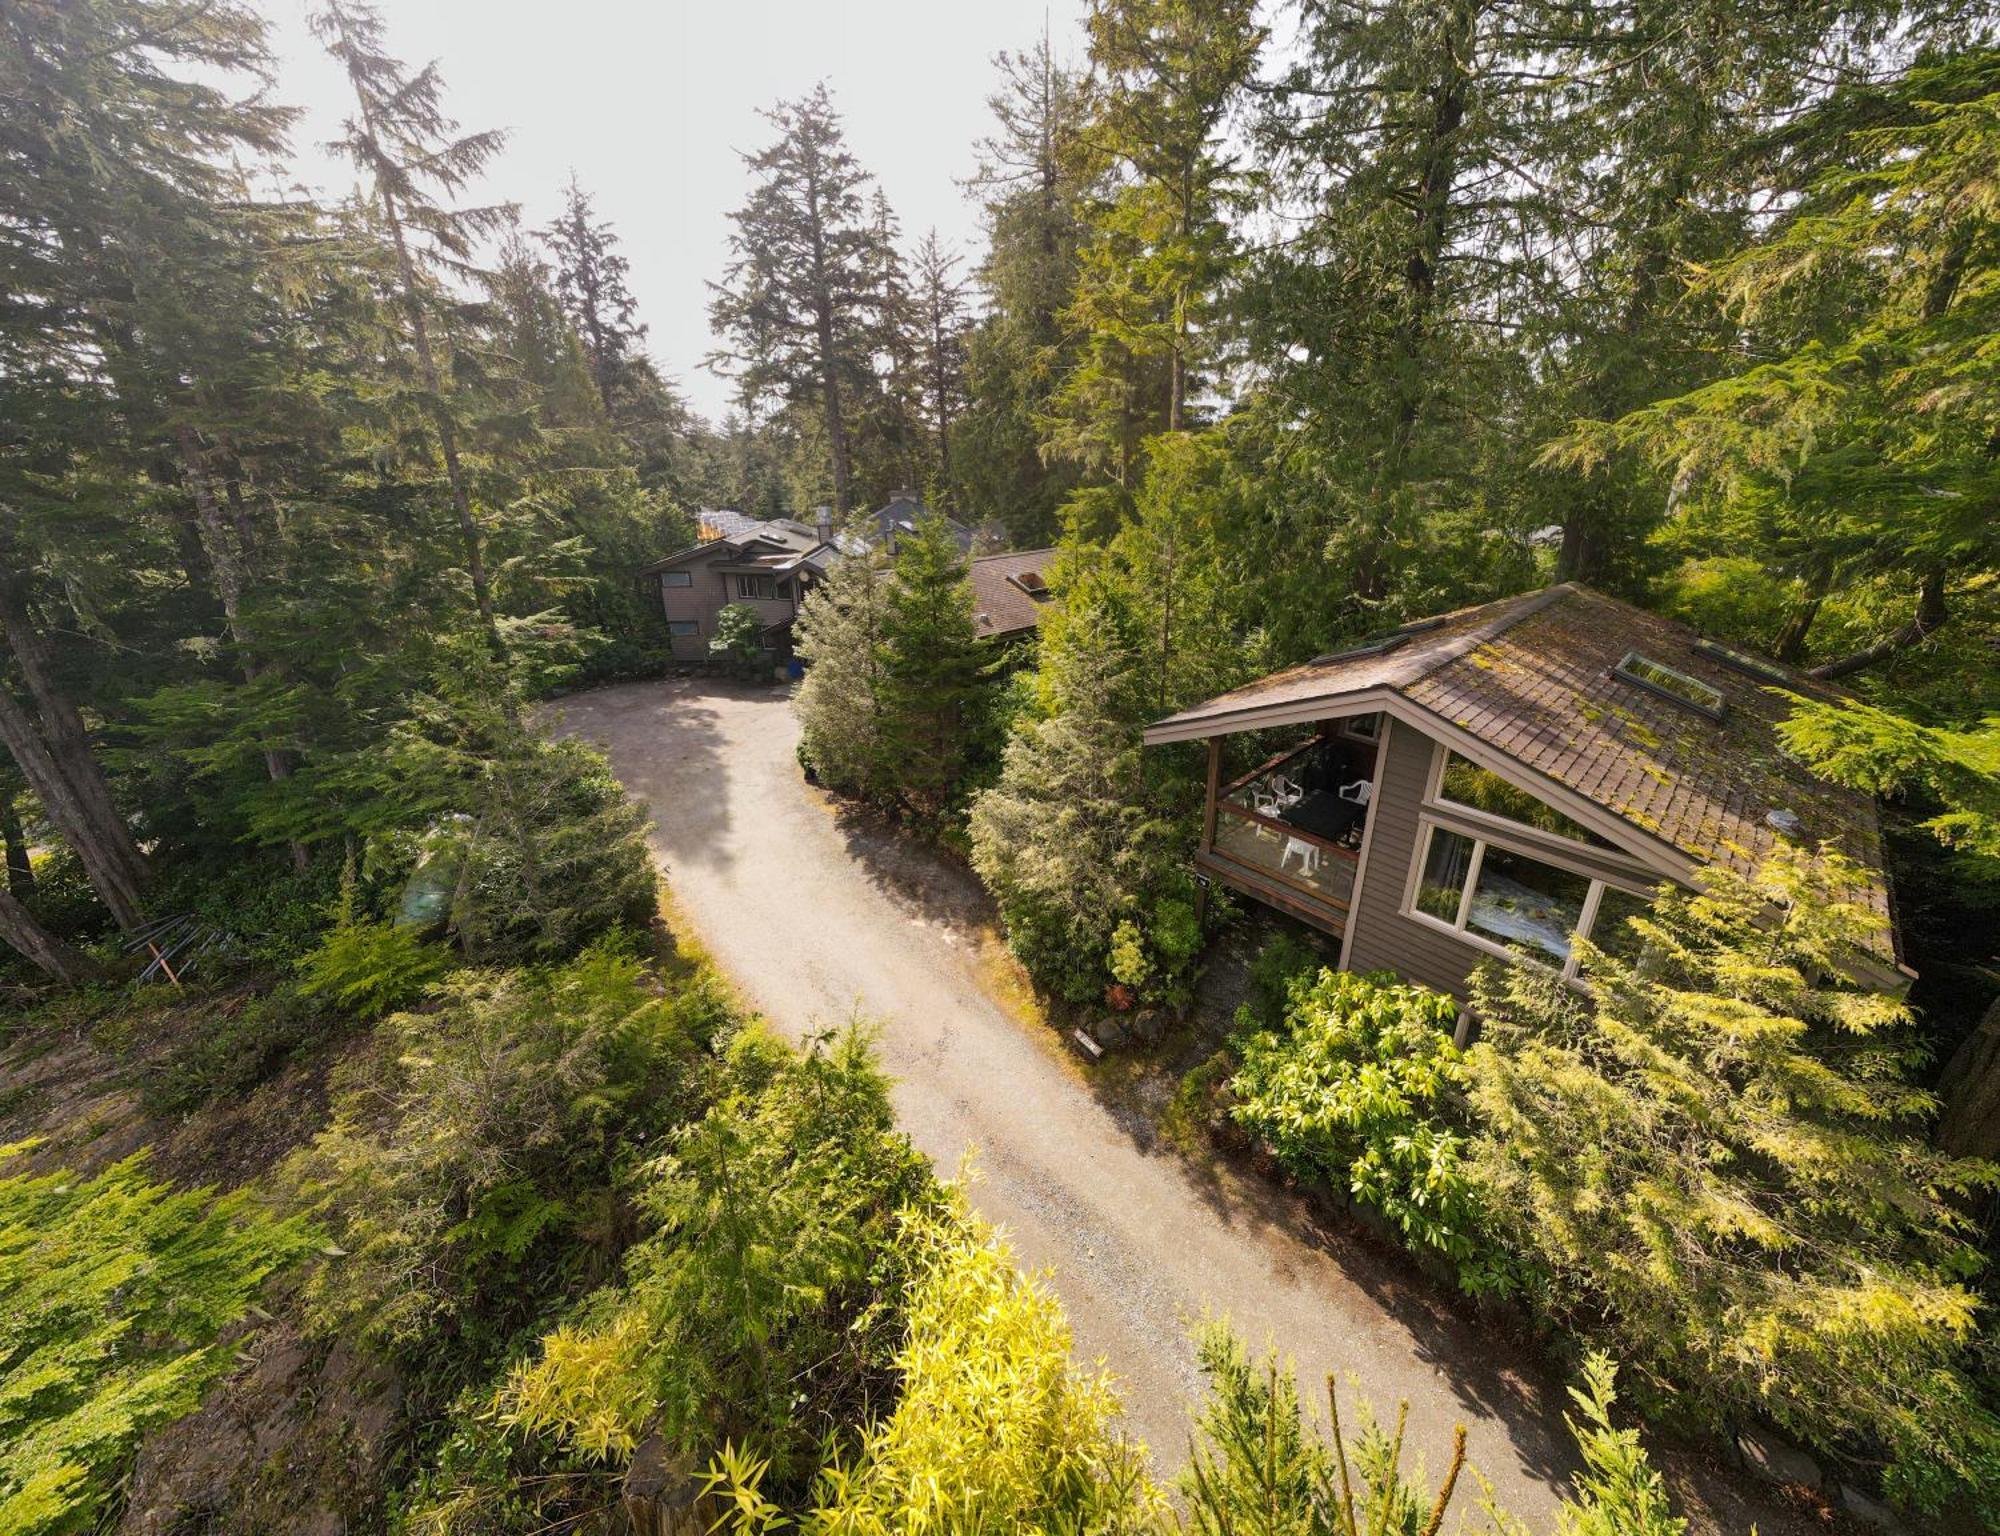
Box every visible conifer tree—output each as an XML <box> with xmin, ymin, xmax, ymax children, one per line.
<box><xmin>877</xmin><ymin>516</ymin><xmax>984</xmax><ymax>819</ymax></box>
<box><xmin>1467</xmin><ymin>847</ymin><xmax>2000</xmax><ymax>1515</ymax></box>
<box><xmin>540</xmin><ymin>177</ymin><xmax>648</xmax><ymax>417</ymax></box>
<box><xmin>313</xmin><ymin>0</ymin><xmax>514</xmax><ymax>654</ymax></box>
<box><xmin>793</xmin><ymin>549</ymin><xmax>892</xmax><ymax>799</ymax></box>
<box><xmin>909</xmin><ymin>231</ymin><xmax>971</xmax><ymax>502</ymax></box>
<box><xmin>709</xmin><ymin>85</ymin><xmax>889</xmax><ymax>516</ymax></box>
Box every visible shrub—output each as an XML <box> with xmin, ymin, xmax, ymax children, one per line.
<box><xmin>0</xmin><ymin>1148</ymin><xmax>313</xmax><ymax>1534</ymax></box>
<box><xmin>141</xmin><ymin>985</ymin><xmax>336</xmax><ymax>1115</ymax></box>
<box><xmin>1228</xmin><ymin>969</ymin><xmax>1510</xmax><ymax>1292</ymax></box>
<box><xmin>708</xmin><ymin>602</ymin><xmax>768</xmax><ymax>677</ymax></box>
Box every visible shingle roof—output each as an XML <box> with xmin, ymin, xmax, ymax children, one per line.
<box><xmin>968</xmin><ymin>548</ymin><xmax>1057</xmax><ymax>640</ymax></box>
<box><xmin>1146</xmin><ymin>584</ymin><xmax>1892</xmax><ymax>943</ymax></box>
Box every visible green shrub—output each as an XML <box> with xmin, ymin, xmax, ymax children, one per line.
<box><xmin>142</xmin><ymin>985</ymin><xmax>337</xmax><ymax>1115</ymax></box>
<box><xmin>0</xmin><ymin>1148</ymin><xmax>314</xmax><ymax>1534</ymax></box>
<box><xmin>1228</xmin><ymin>969</ymin><xmax>1510</xmax><ymax>1293</ymax></box>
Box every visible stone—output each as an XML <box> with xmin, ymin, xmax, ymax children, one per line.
<box><xmin>1091</xmin><ymin>1014</ymin><xmax>1130</xmax><ymax>1049</ymax></box>
<box><xmin>1736</xmin><ymin>1426</ymin><xmax>1821</xmax><ymax>1490</ymax></box>
<box><xmin>1838</xmin><ymin>1483</ymin><xmax>1910</xmax><ymax>1535</ymax></box>
<box><xmin>1127</xmin><ymin>1009</ymin><xmax>1168</xmax><ymax>1047</ymax></box>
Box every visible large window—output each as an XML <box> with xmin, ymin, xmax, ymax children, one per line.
<box><xmin>660</xmin><ymin>570</ymin><xmax>693</xmax><ymax>588</ymax></box>
<box><xmin>733</xmin><ymin>575</ymin><xmax>778</xmax><ymax>600</ymax></box>
<box><xmin>1411</xmin><ymin>822</ymin><xmax>1650</xmax><ymax>980</ymax></box>
<box><xmin>667</xmin><ymin>620</ymin><xmax>699</xmax><ymax>637</ymax></box>
<box><xmin>1436</xmin><ymin>752</ymin><xmax>1616</xmax><ymax>849</ymax></box>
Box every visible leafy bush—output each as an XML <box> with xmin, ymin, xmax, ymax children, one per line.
<box><xmin>501</xmin><ymin>1027</ymin><xmax>935</xmax><ymax>1485</ymax></box>
<box><xmin>782</xmin><ymin>1193</ymin><xmax>1160</xmax><ymax>1533</ymax></box>
<box><xmin>1228</xmin><ymin>969</ymin><xmax>1510</xmax><ymax>1292</ymax></box>
<box><xmin>1467</xmin><ymin>847</ymin><xmax>2000</xmax><ymax>1516</ymax></box>
<box><xmin>296</xmin><ymin>917</ymin><xmax>451</xmax><ymax>1021</ymax></box>
<box><xmin>0</xmin><ymin>1148</ymin><xmax>313</xmax><ymax>1534</ymax></box>
<box><xmin>709</xmin><ymin>602</ymin><xmax>768</xmax><ymax>677</ymax></box>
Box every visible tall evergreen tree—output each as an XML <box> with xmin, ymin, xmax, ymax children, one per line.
<box><xmin>708</xmin><ymin>85</ymin><xmax>888</xmax><ymax>516</ymax></box>
<box><xmin>909</xmin><ymin>231</ymin><xmax>971</xmax><ymax>504</ymax></box>
<box><xmin>313</xmin><ymin>0</ymin><xmax>514</xmax><ymax>654</ymax></box>
<box><xmin>540</xmin><ymin>176</ymin><xmax>648</xmax><ymax>418</ymax></box>
<box><xmin>877</xmin><ymin>516</ymin><xmax>984</xmax><ymax>818</ymax></box>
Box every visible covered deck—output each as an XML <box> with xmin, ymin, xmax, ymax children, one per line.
<box><xmin>1196</xmin><ymin>716</ymin><xmax>1381</xmax><ymax>939</ymax></box>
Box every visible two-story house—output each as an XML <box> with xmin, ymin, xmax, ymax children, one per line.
<box><xmin>640</xmin><ymin>517</ymin><xmax>841</xmax><ymax>664</ymax></box>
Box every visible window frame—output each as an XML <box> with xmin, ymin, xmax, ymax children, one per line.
<box><xmin>1612</xmin><ymin>650</ymin><xmax>1726</xmax><ymax>721</ymax></box>
<box><xmin>1402</xmin><ymin>816</ymin><xmax>1651</xmax><ymax>984</ymax></box>
<box><xmin>659</xmin><ymin>570</ymin><xmax>694</xmax><ymax>589</ymax></box>
<box><xmin>666</xmin><ymin>619</ymin><xmax>700</xmax><ymax>638</ymax></box>
<box><xmin>733</xmin><ymin>574</ymin><xmax>779</xmax><ymax>601</ymax></box>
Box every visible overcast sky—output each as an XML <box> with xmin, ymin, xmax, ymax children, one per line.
<box><xmin>257</xmin><ymin>0</ymin><xmax>1089</xmax><ymax>421</ymax></box>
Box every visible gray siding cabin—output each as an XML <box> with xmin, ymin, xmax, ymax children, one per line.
<box><xmin>640</xmin><ymin>516</ymin><xmax>839</xmax><ymax>664</ymax></box>
<box><xmin>1144</xmin><ymin>584</ymin><xmax>1908</xmax><ymax>1005</ymax></box>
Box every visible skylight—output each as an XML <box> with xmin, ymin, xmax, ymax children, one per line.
<box><xmin>1693</xmin><ymin>637</ymin><xmax>1789</xmax><ymax>685</ymax></box>
<box><xmin>1310</xmin><ymin>633</ymin><xmax>1410</xmax><ymax>666</ymax></box>
<box><xmin>1613</xmin><ymin>652</ymin><xmax>1726</xmax><ymax>720</ymax></box>
<box><xmin>1009</xmin><ymin>569</ymin><xmax>1050</xmax><ymax>597</ymax></box>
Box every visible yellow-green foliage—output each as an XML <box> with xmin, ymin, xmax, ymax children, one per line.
<box><xmin>502</xmin><ymin>1027</ymin><xmax>934</xmax><ymax>1481</ymax></box>
<box><xmin>0</xmin><ymin>1146</ymin><xmax>312</xmax><ymax>1535</ymax></box>
<box><xmin>1467</xmin><ymin>846</ymin><xmax>2000</xmax><ymax>1516</ymax></box>
<box><xmin>798</xmin><ymin>1192</ymin><xmax>1161</xmax><ymax>1534</ymax></box>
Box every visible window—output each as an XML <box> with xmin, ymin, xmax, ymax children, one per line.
<box><xmin>660</xmin><ymin>570</ymin><xmax>693</xmax><ymax>588</ymax></box>
<box><xmin>733</xmin><ymin>575</ymin><xmax>778</xmax><ymax>600</ymax></box>
<box><xmin>1409</xmin><ymin>821</ymin><xmax>1652</xmax><ymax>981</ymax></box>
<box><xmin>1341</xmin><ymin>713</ymin><xmax>1381</xmax><ymax>741</ymax></box>
<box><xmin>1613</xmin><ymin>651</ymin><xmax>1726</xmax><ymax>720</ymax></box>
<box><xmin>1465</xmin><ymin>845</ymin><xmax>1591</xmax><ymax>964</ymax></box>
<box><xmin>668</xmin><ymin>620</ymin><xmax>699</xmax><ymax>637</ymax></box>
<box><xmin>1693</xmin><ymin>637</ymin><xmax>1789</xmax><ymax>684</ymax></box>
<box><xmin>1436</xmin><ymin>751</ymin><xmax>1616</xmax><ymax>849</ymax></box>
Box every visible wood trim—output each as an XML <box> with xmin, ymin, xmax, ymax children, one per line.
<box><xmin>1337</xmin><ymin>715</ymin><xmax>1394</xmax><ymax>971</ymax></box>
<box><xmin>1216</xmin><ymin>802</ymin><xmax>1361</xmax><ymax>863</ymax></box>
<box><xmin>1201</xmin><ymin>737</ymin><xmax>1221</xmax><ymax>851</ymax></box>
<box><xmin>1196</xmin><ymin>846</ymin><xmax>1350</xmax><ymax>935</ymax></box>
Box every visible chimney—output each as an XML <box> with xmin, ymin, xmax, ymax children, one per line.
<box><xmin>815</xmin><ymin>504</ymin><xmax>832</xmax><ymax>544</ymax></box>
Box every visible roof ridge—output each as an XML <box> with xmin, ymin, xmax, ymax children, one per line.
<box><xmin>1384</xmin><ymin>583</ymin><xmax>1576</xmax><ymax>689</ymax></box>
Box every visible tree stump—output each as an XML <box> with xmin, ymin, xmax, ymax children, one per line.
<box><xmin>621</xmin><ymin>1437</ymin><xmax>709</xmax><ymax>1536</ymax></box>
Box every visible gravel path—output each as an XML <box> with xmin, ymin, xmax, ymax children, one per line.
<box><xmin>552</xmin><ymin>677</ymin><xmax>1815</xmax><ymax>1535</ymax></box>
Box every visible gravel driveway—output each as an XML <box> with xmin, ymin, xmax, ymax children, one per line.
<box><xmin>552</xmin><ymin>676</ymin><xmax>1813</xmax><ymax>1535</ymax></box>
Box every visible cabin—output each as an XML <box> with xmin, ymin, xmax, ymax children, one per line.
<box><xmin>640</xmin><ymin>517</ymin><xmax>840</xmax><ymax>664</ymax></box>
<box><xmin>1144</xmin><ymin>584</ymin><xmax>1907</xmax><ymax>1003</ymax></box>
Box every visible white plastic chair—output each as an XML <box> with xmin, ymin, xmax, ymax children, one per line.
<box><xmin>1272</xmin><ymin>774</ymin><xmax>1305</xmax><ymax>808</ymax></box>
<box><xmin>1250</xmin><ymin>786</ymin><xmax>1280</xmax><ymax>817</ymax></box>
<box><xmin>1281</xmin><ymin>836</ymin><xmax>1321</xmax><ymax>876</ymax></box>
<box><xmin>1338</xmin><ymin>779</ymin><xmax>1372</xmax><ymax>806</ymax></box>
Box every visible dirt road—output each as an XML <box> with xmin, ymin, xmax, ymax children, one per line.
<box><xmin>552</xmin><ymin>677</ymin><xmax>1807</xmax><ymax>1533</ymax></box>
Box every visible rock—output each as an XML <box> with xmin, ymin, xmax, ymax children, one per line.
<box><xmin>1127</xmin><ymin>1009</ymin><xmax>1168</xmax><ymax>1047</ymax></box>
<box><xmin>1091</xmin><ymin>1014</ymin><xmax>1130</xmax><ymax>1049</ymax></box>
<box><xmin>1838</xmin><ymin>1483</ymin><xmax>1910</xmax><ymax>1535</ymax></box>
<box><xmin>1736</xmin><ymin>1426</ymin><xmax>1821</xmax><ymax>1490</ymax></box>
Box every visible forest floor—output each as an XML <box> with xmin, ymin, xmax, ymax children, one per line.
<box><xmin>549</xmin><ymin>675</ymin><xmax>1844</xmax><ymax>1536</ymax></box>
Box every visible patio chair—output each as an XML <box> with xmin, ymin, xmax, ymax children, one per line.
<box><xmin>1281</xmin><ymin>836</ymin><xmax>1321</xmax><ymax>876</ymax></box>
<box><xmin>1337</xmin><ymin>779</ymin><xmax>1373</xmax><ymax>806</ymax></box>
<box><xmin>1272</xmin><ymin>774</ymin><xmax>1305</xmax><ymax>808</ymax></box>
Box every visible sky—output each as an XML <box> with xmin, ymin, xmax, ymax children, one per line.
<box><xmin>257</xmin><ymin>0</ymin><xmax>1089</xmax><ymax>421</ymax></box>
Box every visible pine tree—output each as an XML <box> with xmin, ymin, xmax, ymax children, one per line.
<box><xmin>708</xmin><ymin>85</ymin><xmax>888</xmax><ymax>516</ymax></box>
<box><xmin>540</xmin><ymin>176</ymin><xmax>648</xmax><ymax>418</ymax></box>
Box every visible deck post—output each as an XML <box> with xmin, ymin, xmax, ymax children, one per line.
<box><xmin>1201</xmin><ymin>736</ymin><xmax>1220</xmax><ymax>851</ymax></box>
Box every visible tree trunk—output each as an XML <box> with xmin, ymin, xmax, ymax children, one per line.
<box><xmin>177</xmin><ymin>430</ymin><xmax>310</xmax><ymax>871</ymax></box>
<box><xmin>3</xmin><ymin>794</ymin><xmax>33</xmax><ymax>900</ymax></box>
<box><xmin>1806</xmin><ymin>569</ymin><xmax>1948</xmax><ymax>681</ymax></box>
<box><xmin>1939</xmin><ymin>994</ymin><xmax>2000</xmax><ymax>1163</ymax></box>
<box><xmin>0</xmin><ymin>576</ymin><xmax>148</xmax><ymax>909</ymax></box>
<box><xmin>0</xmin><ymin>684</ymin><xmax>144</xmax><ymax>930</ymax></box>
<box><xmin>0</xmin><ymin>884</ymin><xmax>94</xmax><ymax>984</ymax></box>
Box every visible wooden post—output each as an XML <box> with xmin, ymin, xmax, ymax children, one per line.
<box><xmin>1201</xmin><ymin>736</ymin><xmax>1221</xmax><ymax>852</ymax></box>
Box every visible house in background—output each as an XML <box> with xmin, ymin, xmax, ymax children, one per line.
<box><xmin>866</xmin><ymin>490</ymin><xmax>975</xmax><ymax>555</ymax></box>
<box><xmin>1144</xmin><ymin>583</ymin><xmax>1907</xmax><ymax>1006</ymax></box>
<box><xmin>640</xmin><ymin>517</ymin><xmax>840</xmax><ymax>663</ymax></box>
<box><xmin>969</xmin><ymin>548</ymin><xmax>1058</xmax><ymax>643</ymax></box>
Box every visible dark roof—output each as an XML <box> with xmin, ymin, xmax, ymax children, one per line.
<box><xmin>870</xmin><ymin>494</ymin><xmax>973</xmax><ymax>553</ymax></box>
<box><xmin>696</xmin><ymin>508</ymin><xmax>763</xmax><ymax>541</ymax></box>
<box><xmin>640</xmin><ymin>518</ymin><xmax>838</xmax><ymax>577</ymax></box>
<box><xmin>1146</xmin><ymin>583</ymin><xmax>1893</xmax><ymax>947</ymax></box>
<box><xmin>968</xmin><ymin>548</ymin><xmax>1057</xmax><ymax>640</ymax></box>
